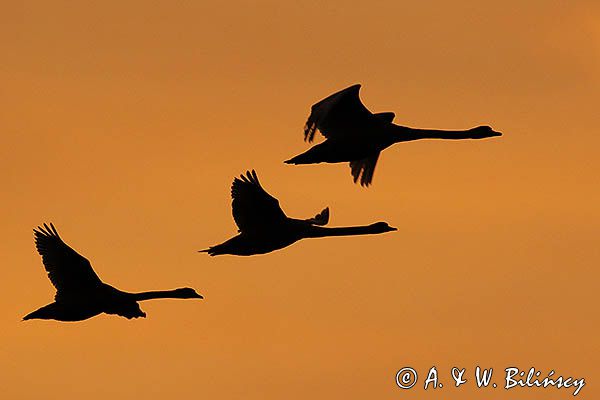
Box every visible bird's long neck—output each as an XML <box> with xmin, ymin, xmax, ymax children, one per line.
<box><xmin>390</xmin><ymin>125</ymin><xmax>490</xmax><ymax>142</ymax></box>
<box><xmin>130</xmin><ymin>290</ymin><xmax>186</xmax><ymax>301</ymax></box>
<box><xmin>304</xmin><ymin>224</ymin><xmax>380</xmax><ymax>238</ymax></box>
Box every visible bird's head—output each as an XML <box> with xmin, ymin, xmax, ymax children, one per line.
<box><xmin>470</xmin><ymin>125</ymin><xmax>502</xmax><ymax>138</ymax></box>
<box><xmin>370</xmin><ymin>222</ymin><xmax>398</xmax><ymax>233</ymax></box>
<box><xmin>174</xmin><ymin>288</ymin><xmax>204</xmax><ymax>299</ymax></box>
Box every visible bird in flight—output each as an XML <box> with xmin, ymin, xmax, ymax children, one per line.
<box><xmin>200</xmin><ymin>170</ymin><xmax>397</xmax><ymax>256</ymax></box>
<box><xmin>24</xmin><ymin>223</ymin><xmax>203</xmax><ymax>322</ymax></box>
<box><xmin>285</xmin><ymin>84</ymin><xmax>502</xmax><ymax>186</ymax></box>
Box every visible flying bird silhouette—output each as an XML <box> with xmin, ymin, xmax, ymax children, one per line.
<box><xmin>24</xmin><ymin>223</ymin><xmax>203</xmax><ymax>322</ymax></box>
<box><xmin>285</xmin><ymin>84</ymin><xmax>502</xmax><ymax>186</ymax></box>
<box><xmin>200</xmin><ymin>170</ymin><xmax>397</xmax><ymax>256</ymax></box>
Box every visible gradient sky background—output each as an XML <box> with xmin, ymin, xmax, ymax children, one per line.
<box><xmin>2</xmin><ymin>1</ymin><xmax>598</xmax><ymax>399</ymax></box>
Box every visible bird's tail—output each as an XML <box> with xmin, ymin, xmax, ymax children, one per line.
<box><xmin>284</xmin><ymin>141</ymin><xmax>330</xmax><ymax>165</ymax></box>
<box><xmin>22</xmin><ymin>303</ymin><xmax>56</xmax><ymax>321</ymax></box>
<box><xmin>285</xmin><ymin>148</ymin><xmax>328</xmax><ymax>165</ymax></box>
<box><xmin>284</xmin><ymin>152</ymin><xmax>309</xmax><ymax>165</ymax></box>
<box><xmin>23</xmin><ymin>311</ymin><xmax>38</xmax><ymax>321</ymax></box>
<box><xmin>198</xmin><ymin>246</ymin><xmax>221</xmax><ymax>256</ymax></box>
<box><xmin>285</xmin><ymin>140</ymin><xmax>347</xmax><ymax>164</ymax></box>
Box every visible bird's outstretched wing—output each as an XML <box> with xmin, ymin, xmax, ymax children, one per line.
<box><xmin>231</xmin><ymin>170</ymin><xmax>287</xmax><ymax>233</ymax></box>
<box><xmin>349</xmin><ymin>152</ymin><xmax>380</xmax><ymax>187</ymax></box>
<box><xmin>33</xmin><ymin>223</ymin><xmax>103</xmax><ymax>295</ymax></box>
<box><xmin>304</xmin><ymin>84</ymin><xmax>373</xmax><ymax>142</ymax></box>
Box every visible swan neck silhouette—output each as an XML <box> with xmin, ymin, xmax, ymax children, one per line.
<box><xmin>130</xmin><ymin>288</ymin><xmax>203</xmax><ymax>301</ymax></box>
<box><xmin>391</xmin><ymin>125</ymin><xmax>500</xmax><ymax>142</ymax></box>
<box><xmin>304</xmin><ymin>223</ymin><xmax>396</xmax><ymax>238</ymax></box>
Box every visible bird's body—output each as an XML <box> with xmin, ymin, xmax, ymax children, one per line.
<box><xmin>203</xmin><ymin>224</ymin><xmax>303</xmax><ymax>256</ymax></box>
<box><xmin>287</xmin><ymin>135</ymin><xmax>387</xmax><ymax>164</ymax></box>
<box><xmin>26</xmin><ymin>298</ymin><xmax>108</xmax><ymax>322</ymax></box>
<box><xmin>24</xmin><ymin>223</ymin><xmax>202</xmax><ymax>322</ymax></box>
<box><xmin>25</xmin><ymin>284</ymin><xmax>146</xmax><ymax>321</ymax></box>
<box><xmin>285</xmin><ymin>84</ymin><xmax>502</xmax><ymax>186</ymax></box>
<box><xmin>201</xmin><ymin>170</ymin><xmax>396</xmax><ymax>256</ymax></box>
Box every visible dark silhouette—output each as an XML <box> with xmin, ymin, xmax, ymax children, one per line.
<box><xmin>24</xmin><ymin>223</ymin><xmax>203</xmax><ymax>322</ymax></box>
<box><xmin>285</xmin><ymin>84</ymin><xmax>502</xmax><ymax>186</ymax></box>
<box><xmin>200</xmin><ymin>170</ymin><xmax>397</xmax><ymax>256</ymax></box>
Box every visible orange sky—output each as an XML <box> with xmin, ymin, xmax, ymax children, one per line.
<box><xmin>1</xmin><ymin>1</ymin><xmax>598</xmax><ymax>399</ymax></box>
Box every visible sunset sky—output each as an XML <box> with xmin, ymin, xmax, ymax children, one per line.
<box><xmin>2</xmin><ymin>1</ymin><xmax>599</xmax><ymax>398</ymax></box>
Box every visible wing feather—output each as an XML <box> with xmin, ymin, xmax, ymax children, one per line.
<box><xmin>33</xmin><ymin>223</ymin><xmax>103</xmax><ymax>295</ymax></box>
<box><xmin>231</xmin><ymin>170</ymin><xmax>287</xmax><ymax>233</ymax></box>
<box><xmin>304</xmin><ymin>84</ymin><xmax>373</xmax><ymax>142</ymax></box>
<box><xmin>349</xmin><ymin>152</ymin><xmax>381</xmax><ymax>187</ymax></box>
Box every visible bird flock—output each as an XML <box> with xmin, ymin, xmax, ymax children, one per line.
<box><xmin>24</xmin><ymin>84</ymin><xmax>501</xmax><ymax>322</ymax></box>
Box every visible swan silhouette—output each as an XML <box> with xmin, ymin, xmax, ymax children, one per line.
<box><xmin>200</xmin><ymin>170</ymin><xmax>397</xmax><ymax>256</ymax></box>
<box><xmin>24</xmin><ymin>223</ymin><xmax>203</xmax><ymax>322</ymax></box>
<box><xmin>285</xmin><ymin>84</ymin><xmax>502</xmax><ymax>186</ymax></box>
